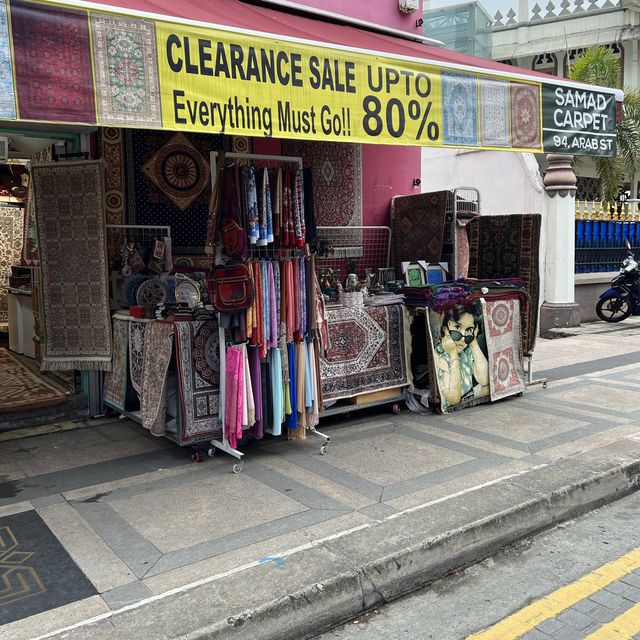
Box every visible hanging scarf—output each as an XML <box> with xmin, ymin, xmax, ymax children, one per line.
<box><xmin>286</xmin><ymin>259</ymin><xmax>295</xmax><ymax>343</ymax></box>
<box><xmin>268</xmin><ymin>261</ymin><xmax>278</xmax><ymax>348</ymax></box>
<box><xmin>284</xmin><ymin>341</ymin><xmax>297</xmax><ymax>432</ymax></box>
<box><xmin>282</xmin><ymin>170</ymin><xmax>294</xmax><ymax>248</ymax></box>
<box><xmin>239</xmin><ymin>343</ymin><xmax>255</xmax><ymax>428</ymax></box>
<box><xmin>299</xmin><ymin>258</ymin><xmax>307</xmax><ymax>338</ymax></box>
<box><xmin>248</xmin><ymin>345</ymin><xmax>263</xmax><ymax>439</ymax></box>
<box><xmin>225</xmin><ymin>346</ymin><xmax>244</xmax><ymax>449</ymax></box>
<box><xmin>293</xmin><ymin>258</ymin><xmax>301</xmax><ymax>342</ymax></box>
<box><xmin>246</xmin><ymin>166</ymin><xmax>259</xmax><ymax>245</ymax></box>
<box><xmin>273</xmin><ymin>167</ymin><xmax>282</xmax><ymax>242</ymax></box>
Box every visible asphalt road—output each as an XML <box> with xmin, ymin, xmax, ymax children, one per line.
<box><xmin>314</xmin><ymin>490</ymin><xmax>640</xmax><ymax>640</ymax></box>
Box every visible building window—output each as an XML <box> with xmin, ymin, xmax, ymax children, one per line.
<box><xmin>532</xmin><ymin>53</ymin><xmax>557</xmax><ymax>76</ymax></box>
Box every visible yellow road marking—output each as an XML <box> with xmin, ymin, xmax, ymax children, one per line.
<box><xmin>584</xmin><ymin>602</ymin><xmax>640</xmax><ymax>639</ymax></box>
<box><xmin>466</xmin><ymin>547</ymin><xmax>640</xmax><ymax>639</ymax></box>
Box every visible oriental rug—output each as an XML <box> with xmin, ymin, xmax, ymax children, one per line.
<box><xmin>174</xmin><ymin>319</ymin><xmax>222</xmax><ymax>442</ymax></box>
<box><xmin>140</xmin><ymin>321</ymin><xmax>173</xmax><ymax>432</ymax></box>
<box><xmin>0</xmin><ymin>0</ymin><xmax>16</xmax><ymax>120</ymax></box>
<box><xmin>0</xmin><ymin>206</ymin><xmax>23</xmax><ymax>324</ymax></box>
<box><xmin>320</xmin><ymin>304</ymin><xmax>409</xmax><ymax>401</ymax></box>
<box><xmin>0</xmin><ymin>348</ymin><xmax>66</xmax><ymax>413</ymax></box>
<box><xmin>441</xmin><ymin>70</ymin><xmax>478</xmax><ymax>147</ymax></box>
<box><xmin>282</xmin><ymin>140</ymin><xmax>362</xmax><ymax>227</ymax></box>
<box><xmin>482</xmin><ymin>298</ymin><xmax>526</xmax><ymax>401</ymax></box>
<box><xmin>102</xmin><ymin>317</ymin><xmax>128</xmax><ymax>411</ymax></box>
<box><xmin>479</xmin><ymin>77</ymin><xmax>509</xmax><ymax>148</ymax></box>
<box><xmin>0</xmin><ymin>510</ymin><xmax>96</xmax><ymax>624</ymax></box>
<box><xmin>391</xmin><ymin>191</ymin><xmax>449</xmax><ymax>276</ymax></box>
<box><xmin>467</xmin><ymin>213</ymin><xmax>541</xmax><ymax>357</ymax></box>
<box><xmin>125</xmin><ymin>129</ymin><xmax>224</xmax><ymax>253</ymax></box>
<box><xmin>91</xmin><ymin>14</ymin><xmax>161</xmax><ymax>127</ymax></box>
<box><xmin>128</xmin><ymin>317</ymin><xmax>151</xmax><ymax>395</ymax></box>
<box><xmin>31</xmin><ymin>160</ymin><xmax>112</xmax><ymax>371</ymax></box>
<box><xmin>510</xmin><ymin>83</ymin><xmax>542</xmax><ymax>150</ymax></box>
<box><xmin>10</xmin><ymin>0</ymin><xmax>95</xmax><ymax>123</ymax></box>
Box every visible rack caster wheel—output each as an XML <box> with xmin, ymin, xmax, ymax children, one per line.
<box><xmin>320</xmin><ymin>444</ymin><xmax>328</xmax><ymax>456</ymax></box>
<box><xmin>543</xmin><ymin>382</ymin><xmax>548</xmax><ymax>389</ymax></box>
<box><xmin>191</xmin><ymin>451</ymin><xmax>203</xmax><ymax>463</ymax></box>
<box><xmin>392</xmin><ymin>404</ymin><xmax>400</xmax><ymax>415</ymax></box>
<box><xmin>207</xmin><ymin>448</ymin><xmax>215</xmax><ymax>458</ymax></box>
<box><xmin>232</xmin><ymin>462</ymin><xmax>243</xmax><ymax>474</ymax></box>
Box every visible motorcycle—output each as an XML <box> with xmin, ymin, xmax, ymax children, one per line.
<box><xmin>596</xmin><ymin>240</ymin><xmax>640</xmax><ymax>322</ymax></box>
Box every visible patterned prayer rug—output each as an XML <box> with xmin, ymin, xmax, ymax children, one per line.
<box><xmin>482</xmin><ymin>298</ymin><xmax>526</xmax><ymax>401</ymax></box>
<box><xmin>510</xmin><ymin>83</ymin><xmax>542</xmax><ymax>150</ymax></box>
<box><xmin>174</xmin><ymin>319</ymin><xmax>222</xmax><ymax>442</ymax></box>
<box><xmin>140</xmin><ymin>321</ymin><xmax>173</xmax><ymax>431</ymax></box>
<box><xmin>21</xmin><ymin>146</ymin><xmax>53</xmax><ymax>268</ymax></box>
<box><xmin>426</xmin><ymin>302</ymin><xmax>491</xmax><ymax>414</ymax></box>
<box><xmin>125</xmin><ymin>129</ymin><xmax>224</xmax><ymax>253</ymax></box>
<box><xmin>320</xmin><ymin>304</ymin><xmax>409</xmax><ymax>401</ymax></box>
<box><xmin>91</xmin><ymin>14</ymin><xmax>161</xmax><ymax>127</ymax></box>
<box><xmin>467</xmin><ymin>214</ymin><xmax>541</xmax><ymax>357</ymax></box>
<box><xmin>0</xmin><ymin>348</ymin><xmax>66</xmax><ymax>413</ymax></box>
<box><xmin>103</xmin><ymin>317</ymin><xmax>128</xmax><ymax>411</ymax></box>
<box><xmin>128</xmin><ymin>317</ymin><xmax>150</xmax><ymax>395</ymax></box>
<box><xmin>0</xmin><ymin>510</ymin><xmax>96</xmax><ymax>624</ymax></box>
<box><xmin>479</xmin><ymin>78</ymin><xmax>509</xmax><ymax>148</ymax></box>
<box><xmin>31</xmin><ymin>160</ymin><xmax>112</xmax><ymax>371</ymax></box>
<box><xmin>0</xmin><ymin>206</ymin><xmax>23</xmax><ymax>324</ymax></box>
<box><xmin>391</xmin><ymin>191</ymin><xmax>449</xmax><ymax>276</ymax></box>
<box><xmin>10</xmin><ymin>0</ymin><xmax>95</xmax><ymax>123</ymax></box>
<box><xmin>0</xmin><ymin>0</ymin><xmax>16</xmax><ymax>119</ymax></box>
<box><xmin>441</xmin><ymin>70</ymin><xmax>478</xmax><ymax>147</ymax></box>
<box><xmin>282</xmin><ymin>140</ymin><xmax>362</xmax><ymax>227</ymax></box>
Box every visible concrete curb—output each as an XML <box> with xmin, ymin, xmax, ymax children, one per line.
<box><xmin>44</xmin><ymin>438</ymin><xmax>640</xmax><ymax>640</ymax></box>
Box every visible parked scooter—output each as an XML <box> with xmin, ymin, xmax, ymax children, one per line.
<box><xmin>596</xmin><ymin>240</ymin><xmax>640</xmax><ymax>322</ymax></box>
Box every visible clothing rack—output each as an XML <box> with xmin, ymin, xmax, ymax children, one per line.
<box><xmin>208</xmin><ymin>151</ymin><xmax>330</xmax><ymax>472</ymax></box>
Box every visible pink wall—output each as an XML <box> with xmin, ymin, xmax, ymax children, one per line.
<box><xmin>293</xmin><ymin>0</ymin><xmax>423</xmax><ymax>34</ymax></box>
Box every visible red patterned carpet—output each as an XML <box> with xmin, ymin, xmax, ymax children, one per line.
<box><xmin>0</xmin><ymin>348</ymin><xmax>67</xmax><ymax>413</ymax></box>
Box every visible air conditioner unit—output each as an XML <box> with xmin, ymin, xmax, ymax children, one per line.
<box><xmin>0</xmin><ymin>136</ymin><xmax>8</xmax><ymax>163</ymax></box>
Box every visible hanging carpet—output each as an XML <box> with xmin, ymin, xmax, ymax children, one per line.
<box><xmin>467</xmin><ymin>214</ymin><xmax>541</xmax><ymax>357</ymax></box>
<box><xmin>140</xmin><ymin>321</ymin><xmax>173</xmax><ymax>432</ymax></box>
<box><xmin>391</xmin><ymin>191</ymin><xmax>449</xmax><ymax>277</ymax></box>
<box><xmin>482</xmin><ymin>298</ymin><xmax>526</xmax><ymax>401</ymax></box>
<box><xmin>128</xmin><ymin>317</ymin><xmax>151</xmax><ymax>394</ymax></box>
<box><xmin>0</xmin><ymin>347</ymin><xmax>67</xmax><ymax>413</ymax></box>
<box><xmin>174</xmin><ymin>319</ymin><xmax>223</xmax><ymax>442</ymax></box>
<box><xmin>31</xmin><ymin>160</ymin><xmax>112</xmax><ymax>371</ymax></box>
<box><xmin>320</xmin><ymin>304</ymin><xmax>409</xmax><ymax>402</ymax></box>
<box><xmin>103</xmin><ymin>316</ymin><xmax>128</xmax><ymax>411</ymax></box>
<box><xmin>0</xmin><ymin>206</ymin><xmax>23</xmax><ymax>324</ymax></box>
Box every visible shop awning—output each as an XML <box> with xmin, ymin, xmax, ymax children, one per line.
<box><xmin>0</xmin><ymin>0</ymin><xmax>623</xmax><ymax>156</ymax></box>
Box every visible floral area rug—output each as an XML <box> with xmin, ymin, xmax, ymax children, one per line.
<box><xmin>128</xmin><ymin>318</ymin><xmax>151</xmax><ymax>395</ymax></box>
<box><xmin>482</xmin><ymin>298</ymin><xmax>526</xmax><ymax>401</ymax></box>
<box><xmin>103</xmin><ymin>317</ymin><xmax>128</xmax><ymax>411</ymax></box>
<box><xmin>31</xmin><ymin>160</ymin><xmax>112</xmax><ymax>371</ymax></box>
<box><xmin>140</xmin><ymin>321</ymin><xmax>173</xmax><ymax>432</ymax></box>
<box><xmin>174</xmin><ymin>319</ymin><xmax>222</xmax><ymax>442</ymax></box>
<box><xmin>0</xmin><ymin>206</ymin><xmax>23</xmax><ymax>324</ymax></box>
<box><xmin>320</xmin><ymin>304</ymin><xmax>409</xmax><ymax>402</ymax></box>
<box><xmin>0</xmin><ymin>347</ymin><xmax>66</xmax><ymax>413</ymax></box>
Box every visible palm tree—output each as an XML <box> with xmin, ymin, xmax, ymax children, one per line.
<box><xmin>568</xmin><ymin>46</ymin><xmax>640</xmax><ymax>206</ymax></box>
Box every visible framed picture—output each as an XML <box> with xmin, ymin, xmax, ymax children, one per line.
<box><xmin>402</xmin><ymin>262</ymin><xmax>426</xmax><ymax>287</ymax></box>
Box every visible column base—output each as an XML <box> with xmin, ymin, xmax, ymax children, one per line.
<box><xmin>539</xmin><ymin>301</ymin><xmax>581</xmax><ymax>335</ymax></box>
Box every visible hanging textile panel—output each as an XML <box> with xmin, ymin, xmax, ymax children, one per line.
<box><xmin>426</xmin><ymin>302</ymin><xmax>491</xmax><ymax>414</ymax></box>
<box><xmin>391</xmin><ymin>191</ymin><xmax>449</xmax><ymax>275</ymax></box>
<box><xmin>320</xmin><ymin>304</ymin><xmax>409</xmax><ymax>401</ymax></box>
<box><xmin>281</xmin><ymin>140</ymin><xmax>362</xmax><ymax>227</ymax></box>
<box><xmin>9</xmin><ymin>0</ymin><xmax>95</xmax><ymax>123</ymax></box>
<box><xmin>0</xmin><ymin>0</ymin><xmax>15</xmax><ymax>119</ymax></box>
<box><xmin>91</xmin><ymin>13</ymin><xmax>161</xmax><ymax>127</ymax></box>
<box><xmin>31</xmin><ymin>160</ymin><xmax>112</xmax><ymax>371</ymax></box>
<box><xmin>103</xmin><ymin>316</ymin><xmax>128</xmax><ymax>411</ymax></box>
<box><xmin>0</xmin><ymin>347</ymin><xmax>66</xmax><ymax>412</ymax></box>
<box><xmin>174</xmin><ymin>319</ymin><xmax>223</xmax><ymax>441</ymax></box>
<box><xmin>0</xmin><ymin>206</ymin><xmax>23</xmax><ymax>324</ymax></box>
<box><xmin>467</xmin><ymin>214</ymin><xmax>541</xmax><ymax>357</ymax></box>
<box><xmin>482</xmin><ymin>298</ymin><xmax>526</xmax><ymax>401</ymax></box>
<box><xmin>125</xmin><ymin>129</ymin><xmax>223</xmax><ymax>253</ymax></box>
<box><xmin>128</xmin><ymin>317</ymin><xmax>151</xmax><ymax>394</ymax></box>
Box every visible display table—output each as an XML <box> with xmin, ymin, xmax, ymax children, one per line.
<box><xmin>7</xmin><ymin>288</ymin><xmax>35</xmax><ymax>358</ymax></box>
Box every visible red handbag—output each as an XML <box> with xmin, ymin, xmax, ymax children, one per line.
<box><xmin>208</xmin><ymin>263</ymin><xmax>254</xmax><ymax>312</ymax></box>
<box><xmin>220</xmin><ymin>218</ymin><xmax>246</xmax><ymax>259</ymax></box>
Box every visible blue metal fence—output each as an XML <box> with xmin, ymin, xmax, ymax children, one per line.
<box><xmin>575</xmin><ymin>202</ymin><xmax>640</xmax><ymax>273</ymax></box>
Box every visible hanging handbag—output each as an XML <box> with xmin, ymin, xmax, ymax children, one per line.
<box><xmin>208</xmin><ymin>262</ymin><xmax>254</xmax><ymax>312</ymax></box>
<box><xmin>220</xmin><ymin>217</ymin><xmax>247</xmax><ymax>259</ymax></box>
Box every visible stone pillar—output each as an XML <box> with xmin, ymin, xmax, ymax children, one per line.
<box><xmin>518</xmin><ymin>0</ymin><xmax>529</xmax><ymax>22</ymax></box>
<box><xmin>539</xmin><ymin>154</ymin><xmax>581</xmax><ymax>333</ymax></box>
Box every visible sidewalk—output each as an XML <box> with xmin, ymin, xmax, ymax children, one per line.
<box><xmin>2</xmin><ymin>318</ymin><xmax>640</xmax><ymax>639</ymax></box>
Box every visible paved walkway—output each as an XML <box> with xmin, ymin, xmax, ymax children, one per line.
<box><xmin>1</xmin><ymin>318</ymin><xmax>640</xmax><ymax>639</ymax></box>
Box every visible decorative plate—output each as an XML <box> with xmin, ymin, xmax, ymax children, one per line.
<box><xmin>176</xmin><ymin>279</ymin><xmax>201</xmax><ymax>307</ymax></box>
<box><xmin>136</xmin><ymin>277</ymin><xmax>167</xmax><ymax>306</ymax></box>
<box><xmin>121</xmin><ymin>274</ymin><xmax>150</xmax><ymax>306</ymax></box>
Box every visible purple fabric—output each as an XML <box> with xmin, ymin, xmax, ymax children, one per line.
<box><xmin>248</xmin><ymin>345</ymin><xmax>263</xmax><ymax>438</ymax></box>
